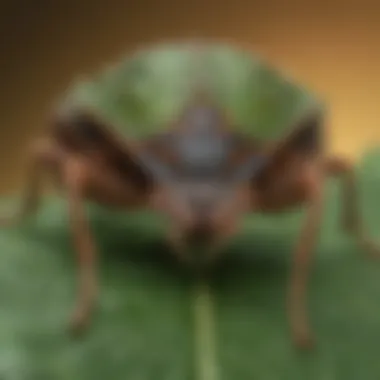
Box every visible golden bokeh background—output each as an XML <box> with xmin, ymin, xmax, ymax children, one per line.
<box><xmin>1</xmin><ymin>0</ymin><xmax>379</xmax><ymax>193</ymax></box>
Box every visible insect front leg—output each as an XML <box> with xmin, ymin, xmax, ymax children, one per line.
<box><xmin>0</xmin><ymin>138</ymin><xmax>97</xmax><ymax>334</ymax></box>
<box><xmin>287</xmin><ymin>166</ymin><xmax>324</xmax><ymax>349</ymax></box>
<box><xmin>0</xmin><ymin>138</ymin><xmax>60</xmax><ymax>226</ymax></box>
<box><xmin>63</xmin><ymin>158</ymin><xmax>98</xmax><ymax>336</ymax></box>
<box><xmin>324</xmin><ymin>156</ymin><xmax>380</xmax><ymax>258</ymax></box>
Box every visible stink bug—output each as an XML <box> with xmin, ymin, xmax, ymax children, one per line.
<box><xmin>1</xmin><ymin>42</ymin><xmax>378</xmax><ymax>350</ymax></box>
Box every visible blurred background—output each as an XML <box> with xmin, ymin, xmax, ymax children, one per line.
<box><xmin>1</xmin><ymin>0</ymin><xmax>380</xmax><ymax>193</ymax></box>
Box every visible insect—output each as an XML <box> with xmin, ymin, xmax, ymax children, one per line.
<box><xmin>1</xmin><ymin>43</ymin><xmax>379</xmax><ymax>350</ymax></box>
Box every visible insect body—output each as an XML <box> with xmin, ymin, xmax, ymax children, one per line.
<box><xmin>1</xmin><ymin>48</ymin><xmax>379</xmax><ymax>351</ymax></box>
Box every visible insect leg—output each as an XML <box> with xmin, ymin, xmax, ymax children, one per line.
<box><xmin>63</xmin><ymin>158</ymin><xmax>98</xmax><ymax>335</ymax></box>
<box><xmin>287</xmin><ymin>166</ymin><xmax>324</xmax><ymax>349</ymax></box>
<box><xmin>324</xmin><ymin>156</ymin><xmax>380</xmax><ymax>258</ymax></box>
<box><xmin>0</xmin><ymin>138</ymin><xmax>60</xmax><ymax>226</ymax></box>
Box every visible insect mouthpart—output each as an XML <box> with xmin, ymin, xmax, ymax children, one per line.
<box><xmin>181</xmin><ymin>220</ymin><xmax>218</xmax><ymax>265</ymax></box>
<box><xmin>184</xmin><ymin>221</ymin><xmax>214</xmax><ymax>246</ymax></box>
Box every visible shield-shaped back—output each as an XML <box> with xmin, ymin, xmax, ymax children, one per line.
<box><xmin>61</xmin><ymin>42</ymin><xmax>322</xmax><ymax>139</ymax></box>
<box><xmin>59</xmin><ymin>41</ymin><xmax>324</xmax><ymax>182</ymax></box>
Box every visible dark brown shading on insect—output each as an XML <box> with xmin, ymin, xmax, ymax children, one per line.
<box><xmin>1</xmin><ymin>54</ymin><xmax>379</xmax><ymax>352</ymax></box>
<box><xmin>0</xmin><ymin>106</ymin><xmax>159</xmax><ymax>335</ymax></box>
<box><xmin>245</xmin><ymin>108</ymin><xmax>380</xmax><ymax>348</ymax></box>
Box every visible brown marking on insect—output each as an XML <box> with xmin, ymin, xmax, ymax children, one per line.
<box><xmin>0</xmin><ymin>108</ymin><xmax>160</xmax><ymax>335</ymax></box>
<box><xmin>1</xmin><ymin>55</ymin><xmax>378</xmax><ymax>350</ymax></box>
<box><xmin>245</xmin><ymin>109</ymin><xmax>380</xmax><ymax>349</ymax></box>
